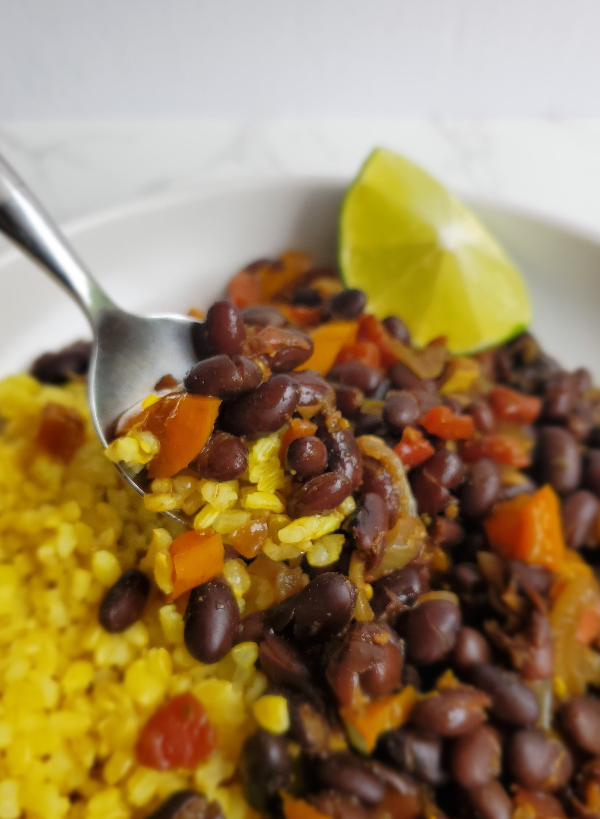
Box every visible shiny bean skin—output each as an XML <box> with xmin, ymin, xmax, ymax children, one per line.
<box><xmin>389</xmin><ymin>361</ymin><xmax>435</xmax><ymax>393</ymax></box>
<box><xmin>466</xmin><ymin>781</ymin><xmax>512</xmax><ymax>819</ymax></box>
<box><xmin>184</xmin><ymin>581</ymin><xmax>239</xmax><ymax>664</ymax></box>
<box><xmin>383</xmin><ymin>315</ymin><xmax>411</xmax><ymax>344</ymax></box>
<box><xmin>234</xmin><ymin>610</ymin><xmax>273</xmax><ymax>645</ymax></box>
<box><xmin>31</xmin><ymin>340</ymin><xmax>92</xmax><ymax>385</ymax></box>
<box><xmin>469</xmin><ymin>664</ymin><xmax>540</xmax><ymax>726</ymax></box>
<box><xmin>460</xmin><ymin>458</ymin><xmax>501</xmax><ymax>519</ymax></box>
<box><xmin>509</xmin><ymin>729</ymin><xmax>573</xmax><ymax>792</ymax></box>
<box><xmin>327</xmin><ymin>623</ymin><xmax>403</xmax><ymax>707</ymax></box>
<box><xmin>99</xmin><ymin>569</ymin><xmax>150</xmax><ymax>633</ymax></box>
<box><xmin>561</xmin><ymin>490</ymin><xmax>599</xmax><ymax>548</ymax></box>
<box><xmin>184</xmin><ymin>354</ymin><xmax>261</xmax><ymax>399</ymax></box>
<box><xmin>453</xmin><ymin>627</ymin><xmax>491</xmax><ymax>668</ymax></box>
<box><xmin>241</xmin><ymin>305</ymin><xmax>287</xmax><ymax>327</ymax></box>
<box><xmin>205</xmin><ymin>300</ymin><xmax>245</xmax><ymax>356</ymax></box>
<box><xmin>259</xmin><ymin>634</ymin><xmax>312</xmax><ymax>691</ymax></box>
<box><xmin>561</xmin><ymin>695</ymin><xmax>600</xmax><ymax>755</ymax></box>
<box><xmin>406</xmin><ymin>599</ymin><xmax>461</xmax><ymax>665</ymax></box>
<box><xmin>308</xmin><ymin>793</ymin><xmax>370</xmax><ymax>819</ymax></box>
<box><xmin>240</xmin><ymin>729</ymin><xmax>292</xmax><ymax>813</ymax></box>
<box><xmin>328</xmin><ymin>288</ymin><xmax>367</xmax><ymax>320</ymax></box>
<box><xmin>584</xmin><ymin>450</ymin><xmax>600</xmax><ymax>496</ymax></box>
<box><xmin>220</xmin><ymin>374</ymin><xmax>299</xmax><ymax>437</ymax></box>
<box><xmin>410</xmin><ymin>468</ymin><xmax>451</xmax><ymax>515</ymax></box>
<box><xmin>314</xmin><ymin>753</ymin><xmax>385</xmax><ymax>806</ymax></box>
<box><xmin>384</xmin><ymin>391</ymin><xmax>420</xmax><ymax>433</ymax></box>
<box><xmin>291</xmin><ymin>369</ymin><xmax>336</xmax><ymax>409</ymax></box>
<box><xmin>410</xmin><ymin>686</ymin><xmax>491</xmax><ymax>737</ymax></box>
<box><xmin>451</xmin><ymin>725</ymin><xmax>501</xmax><ymax>789</ymax></box>
<box><xmin>293</xmin><ymin>573</ymin><xmax>357</xmax><ymax>642</ymax></box>
<box><xmin>334</xmin><ymin>383</ymin><xmax>364</xmax><ymax>418</ymax></box>
<box><xmin>146</xmin><ymin>791</ymin><xmax>224</xmax><ymax>819</ymax></box>
<box><xmin>287</xmin><ymin>471</ymin><xmax>352</xmax><ymax>518</ymax></box>
<box><xmin>322</xmin><ymin>428</ymin><xmax>363</xmax><ymax>490</ymax></box>
<box><xmin>423</xmin><ymin>450</ymin><xmax>465</xmax><ymax>489</ymax></box>
<box><xmin>379</xmin><ymin>729</ymin><xmax>445</xmax><ymax>785</ymax></box>
<box><xmin>349</xmin><ymin>493</ymin><xmax>388</xmax><ymax>571</ymax></box>
<box><xmin>543</xmin><ymin>373</ymin><xmax>577</xmax><ymax>423</ymax></box>
<box><xmin>328</xmin><ymin>361</ymin><xmax>382</xmax><ymax>396</ymax></box>
<box><xmin>360</xmin><ymin>456</ymin><xmax>400</xmax><ymax>527</ymax></box>
<box><xmin>262</xmin><ymin>328</ymin><xmax>314</xmax><ymax>373</ymax></box>
<box><xmin>371</xmin><ymin>567</ymin><xmax>427</xmax><ymax>622</ymax></box>
<box><xmin>468</xmin><ymin>399</ymin><xmax>496</xmax><ymax>434</ymax></box>
<box><xmin>286</xmin><ymin>436</ymin><xmax>328</xmax><ymax>478</ymax></box>
<box><xmin>196</xmin><ymin>432</ymin><xmax>248</xmax><ymax>482</ymax></box>
<box><xmin>535</xmin><ymin>426</ymin><xmax>582</xmax><ymax>495</ymax></box>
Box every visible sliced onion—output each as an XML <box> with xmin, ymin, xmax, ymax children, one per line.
<box><xmin>368</xmin><ymin>514</ymin><xmax>426</xmax><ymax>580</ymax></box>
<box><xmin>357</xmin><ymin>435</ymin><xmax>418</xmax><ymax>517</ymax></box>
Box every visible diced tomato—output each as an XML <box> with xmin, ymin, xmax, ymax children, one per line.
<box><xmin>393</xmin><ymin>427</ymin><xmax>435</xmax><ymax>469</ymax></box>
<box><xmin>136</xmin><ymin>693</ymin><xmax>216</xmax><ymax>770</ymax></box>
<box><xmin>335</xmin><ymin>340</ymin><xmax>381</xmax><ymax>369</ymax></box>
<box><xmin>489</xmin><ymin>385</ymin><xmax>542</xmax><ymax>424</ymax></box>
<box><xmin>460</xmin><ymin>433</ymin><xmax>531</xmax><ymax>468</ymax></box>
<box><xmin>36</xmin><ymin>403</ymin><xmax>86</xmax><ymax>463</ymax></box>
<box><xmin>228</xmin><ymin>269</ymin><xmax>262</xmax><ymax>308</ymax></box>
<box><xmin>357</xmin><ymin>314</ymin><xmax>399</xmax><ymax>370</ymax></box>
<box><xmin>420</xmin><ymin>405</ymin><xmax>475</xmax><ymax>440</ymax></box>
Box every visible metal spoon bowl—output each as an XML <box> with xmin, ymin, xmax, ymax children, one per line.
<box><xmin>0</xmin><ymin>153</ymin><xmax>198</xmax><ymax>524</ymax></box>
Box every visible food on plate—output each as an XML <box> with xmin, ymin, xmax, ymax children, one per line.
<box><xmin>5</xmin><ymin>154</ymin><xmax>600</xmax><ymax>819</ymax></box>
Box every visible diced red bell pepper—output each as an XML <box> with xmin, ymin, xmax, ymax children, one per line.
<box><xmin>489</xmin><ymin>386</ymin><xmax>542</xmax><ymax>425</ymax></box>
<box><xmin>335</xmin><ymin>340</ymin><xmax>381</xmax><ymax>369</ymax></box>
<box><xmin>460</xmin><ymin>433</ymin><xmax>531</xmax><ymax>468</ymax></box>
<box><xmin>420</xmin><ymin>405</ymin><xmax>475</xmax><ymax>440</ymax></box>
<box><xmin>356</xmin><ymin>314</ymin><xmax>398</xmax><ymax>370</ymax></box>
<box><xmin>136</xmin><ymin>693</ymin><xmax>216</xmax><ymax>770</ymax></box>
<box><xmin>393</xmin><ymin>426</ymin><xmax>435</xmax><ymax>469</ymax></box>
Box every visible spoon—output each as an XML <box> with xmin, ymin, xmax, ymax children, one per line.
<box><xmin>0</xmin><ymin>153</ymin><xmax>198</xmax><ymax>522</ymax></box>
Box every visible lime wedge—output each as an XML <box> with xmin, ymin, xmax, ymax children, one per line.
<box><xmin>340</xmin><ymin>148</ymin><xmax>531</xmax><ymax>354</ymax></box>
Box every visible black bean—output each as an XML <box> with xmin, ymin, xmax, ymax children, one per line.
<box><xmin>234</xmin><ymin>610</ymin><xmax>273</xmax><ymax>645</ymax></box>
<box><xmin>406</xmin><ymin>599</ymin><xmax>461</xmax><ymax>665</ymax></box>
<box><xmin>286</xmin><ymin>436</ymin><xmax>328</xmax><ymax>478</ymax></box>
<box><xmin>183</xmin><ymin>581</ymin><xmax>239</xmax><ymax>664</ymax></box>
<box><xmin>31</xmin><ymin>340</ymin><xmax>92</xmax><ymax>385</ymax></box>
<box><xmin>561</xmin><ymin>695</ymin><xmax>600</xmax><ymax>755</ymax></box>
<box><xmin>205</xmin><ymin>300</ymin><xmax>245</xmax><ymax>356</ymax></box>
<box><xmin>389</xmin><ymin>361</ymin><xmax>435</xmax><ymax>393</ymax></box>
<box><xmin>349</xmin><ymin>493</ymin><xmax>388</xmax><ymax>571</ymax></box>
<box><xmin>322</xmin><ymin>428</ymin><xmax>363</xmax><ymax>491</ymax></box>
<box><xmin>584</xmin><ymin>450</ymin><xmax>600</xmax><ymax>497</ymax></box>
<box><xmin>431</xmin><ymin>516</ymin><xmax>464</xmax><ymax>549</ymax></box>
<box><xmin>308</xmin><ymin>793</ymin><xmax>370</xmax><ymax>819</ymax></box>
<box><xmin>288</xmin><ymin>700</ymin><xmax>330</xmax><ymax>753</ymax></box>
<box><xmin>287</xmin><ymin>471</ymin><xmax>352</xmax><ymax>518</ymax></box>
<box><xmin>326</xmin><ymin>622</ymin><xmax>403</xmax><ymax>706</ymax></box>
<box><xmin>424</xmin><ymin>450</ymin><xmax>465</xmax><ymax>489</ymax></box>
<box><xmin>384</xmin><ymin>391</ymin><xmax>420</xmax><ymax>433</ymax></box>
<box><xmin>450</xmin><ymin>725</ymin><xmax>501</xmax><ymax>789</ymax></box>
<box><xmin>561</xmin><ymin>490</ymin><xmax>599</xmax><ymax>548</ymax></box>
<box><xmin>460</xmin><ymin>458</ymin><xmax>501</xmax><ymax>519</ymax></box>
<box><xmin>509</xmin><ymin>729</ymin><xmax>573</xmax><ymax>792</ymax></box>
<box><xmin>328</xmin><ymin>362</ymin><xmax>382</xmax><ymax>396</ymax></box>
<box><xmin>379</xmin><ymin>729</ymin><xmax>444</xmax><ymax>785</ymax></box>
<box><xmin>261</xmin><ymin>328</ymin><xmax>314</xmax><ymax>373</ymax></box>
<box><xmin>468</xmin><ymin>400</ymin><xmax>496</xmax><ymax>434</ymax></box>
<box><xmin>410</xmin><ymin>468</ymin><xmax>451</xmax><ymax>516</ymax></box>
<box><xmin>466</xmin><ymin>780</ymin><xmax>512</xmax><ymax>819</ymax></box>
<box><xmin>146</xmin><ymin>791</ymin><xmax>224</xmax><ymax>819</ymax></box>
<box><xmin>291</xmin><ymin>369</ymin><xmax>335</xmax><ymax>409</ymax></box>
<box><xmin>196</xmin><ymin>432</ymin><xmax>248</xmax><ymax>482</ymax></box>
<box><xmin>383</xmin><ymin>315</ymin><xmax>410</xmax><ymax>344</ymax></box>
<box><xmin>240</xmin><ymin>729</ymin><xmax>292</xmax><ymax>813</ymax></box>
<box><xmin>507</xmin><ymin>560</ymin><xmax>554</xmax><ymax>597</ymax></box>
<box><xmin>453</xmin><ymin>627</ymin><xmax>491</xmax><ymax>668</ymax></box>
<box><xmin>99</xmin><ymin>569</ymin><xmax>150</xmax><ymax>633</ymax></box>
<box><xmin>543</xmin><ymin>372</ymin><xmax>577</xmax><ymax>423</ymax></box>
<box><xmin>450</xmin><ymin>563</ymin><xmax>485</xmax><ymax>595</ymax></box>
<box><xmin>292</xmin><ymin>286</ymin><xmax>322</xmax><ymax>306</ymax></box>
<box><xmin>314</xmin><ymin>753</ymin><xmax>386</xmax><ymax>806</ymax></box>
<box><xmin>259</xmin><ymin>634</ymin><xmax>312</xmax><ymax>690</ymax></box>
<box><xmin>292</xmin><ymin>573</ymin><xmax>356</xmax><ymax>642</ymax></box>
<box><xmin>220</xmin><ymin>374</ymin><xmax>299</xmax><ymax>437</ymax></box>
<box><xmin>468</xmin><ymin>664</ymin><xmax>539</xmax><ymax>726</ymax></box>
<box><xmin>241</xmin><ymin>305</ymin><xmax>287</xmax><ymax>328</ymax></box>
<box><xmin>184</xmin><ymin>354</ymin><xmax>261</xmax><ymax>399</ymax></box>
<box><xmin>328</xmin><ymin>288</ymin><xmax>367</xmax><ymax>320</ymax></box>
<box><xmin>588</xmin><ymin>425</ymin><xmax>600</xmax><ymax>448</ymax></box>
<box><xmin>360</xmin><ymin>456</ymin><xmax>400</xmax><ymax>527</ymax></box>
<box><xmin>535</xmin><ymin>426</ymin><xmax>581</xmax><ymax>495</ymax></box>
<box><xmin>333</xmin><ymin>383</ymin><xmax>364</xmax><ymax>418</ymax></box>
<box><xmin>371</xmin><ymin>567</ymin><xmax>427</xmax><ymax>622</ymax></box>
<box><xmin>410</xmin><ymin>685</ymin><xmax>491</xmax><ymax>737</ymax></box>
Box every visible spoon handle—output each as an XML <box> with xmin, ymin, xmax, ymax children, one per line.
<box><xmin>0</xmin><ymin>152</ymin><xmax>117</xmax><ymax>326</ymax></box>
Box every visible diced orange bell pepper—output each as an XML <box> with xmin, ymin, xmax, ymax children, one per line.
<box><xmin>277</xmin><ymin>304</ymin><xmax>323</xmax><ymax>326</ymax></box>
<box><xmin>335</xmin><ymin>340</ymin><xmax>381</xmax><ymax>369</ymax></box>
<box><xmin>460</xmin><ymin>433</ymin><xmax>531</xmax><ymax>468</ymax></box>
<box><xmin>279</xmin><ymin>418</ymin><xmax>318</xmax><ymax>462</ymax></box>
<box><xmin>489</xmin><ymin>386</ymin><xmax>542</xmax><ymax>425</ymax></box>
<box><xmin>141</xmin><ymin>393</ymin><xmax>221</xmax><ymax>479</ymax></box>
<box><xmin>484</xmin><ymin>484</ymin><xmax>565</xmax><ymax>572</ymax></box>
<box><xmin>576</xmin><ymin>603</ymin><xmax>600</xmax><ymax>645</ymax></box>
<box><xmin>393</xmin><ymin>427</ymin><xmax>435</xmax><ymax>469</ymax></box>
<box><xmin>341</xmin><ymin>685</ymin><xmax>417</xmax><ymax>753</ymax></box>
<box><xmin>228</xmin><ymin>269</ymin><xmax>262</xmax><ymax>308</ymax></box>
<box><xmin>169</xmin><ymin>530</ymin><xmax>225</xmax><ymax>599</ymax></box>
<box><xmin>420</xmin><ymin>405</ymin><xmax>474</xmax><ymax>440</ymax></box>
<box><xmin>298</xmin><ymin>321</ymin><xmax>358</xmax><ymax>375</ymax></box>
<box><xmin>282</xmin><ymin>795</ymin><xmax>330</xmax><ymax>819</ymax></box>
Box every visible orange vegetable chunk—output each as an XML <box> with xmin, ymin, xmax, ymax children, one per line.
<box><xmin>298</xmin><ymin>321</ymin><xmax>358</xmax><ymax>375</ymax></box>
<box><xmin>335</xmin><ymin>340</ymin><xmax>381</xmax><ymax>369</ymax></box>
<box><xmin>420</xmin><ymin>405</ymin><xmax>474</xmax><ymax>440</ymax></box>
<box><xmin>393</xmin><ymin>427</ymin><xmax>435</xmax><ymax>469</ymax></box>
<box><xmin>484</xmin><ymin>484</ymin><xmax>565</xmax><ymax>572</ymax></box>
<box><xmin>460</xmin><ymin>433</ymin><xmax>531</xmax><ymax>468</ymax></box>
<box><xmin>169</xmin><ymin>530</ymin><xmax>224</xmax><ymax>599</ymax></box>
<box><xmin>140</xmin><ymin>392</ymin><xmax>221</xmax><ymax>479</ymax></box>
<box><xmin>340</xmin><ymin>685</ymin><xmax>417</xmax><ymax>753</ymax></box>
<box><xmin>228</xmin><ymin>269</ymin><xmax>262</xmax><ymax>308</ymax></box>
<box><xmin>282</xmin><ymin>795</ymin><xmax>330</xmax><ymax>819</ymax></box>
<box><xmin>489</xmin><ymin>385</ymin><xmax>542</xmax><ymax>424</ymax></box>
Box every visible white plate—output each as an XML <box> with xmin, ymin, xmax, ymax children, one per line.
<box><xmin>0</xmin><ymin>178</ymin><xmax>599</xmax><ymax>378</ymax></box>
